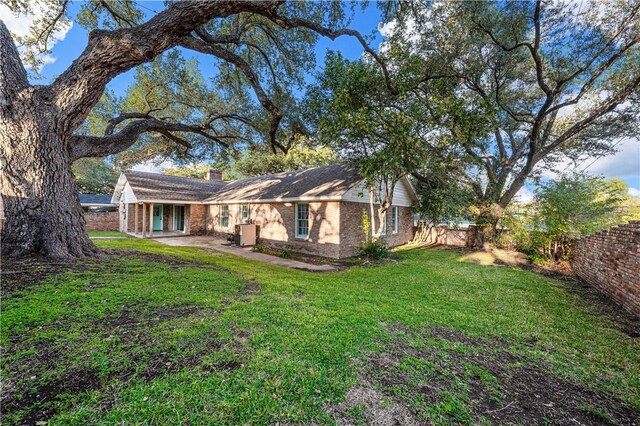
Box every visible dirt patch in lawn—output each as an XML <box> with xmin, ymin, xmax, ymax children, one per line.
<box><xmin>2</xmin><ymin>301</ymin><xmax>246</xmax><ymax>425</ymax></box>
<box><xmin>331</xmin><ymin>325</ymin><xmax>639</xmax><ymax>425</ymax></box>
<box><xmin>2</xmin><ymin>252</ymin><xmax>253</xmax><ymax>425</ymax></box>
<box><xmin>0</xmin><ymin>249</ymin><xmax>222</xmax><ymax>295</ymax></box>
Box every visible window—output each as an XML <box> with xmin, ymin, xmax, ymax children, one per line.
<box><xmin>380</xmin><ymin>212</ymin><xmax>387</xmax><ymax>236</ymax></box>
<box><xmin>220</xmin><ymin>205</ymin><xmax>229</xmax><ymax>228</ymax></box>
<box><xmin>295</xmin><ymin>203</ymin><xmax>310</xmax><ymax>238</ymax></box>
<box><xmin>174</xmin><ymin>205</ymin><xmax>185</xmax><ymax>231</ymax></box>
<box><xmin>392</xmin><ymin>206</ymin><xmax>399</xmax><ymax>234</ymax></box>
<box><xmin>240</xmin><ymin>204</ymin><xmax>249</xmax><ymax>222</ymax></box>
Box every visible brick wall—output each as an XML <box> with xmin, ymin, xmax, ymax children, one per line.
<box><xmin>207</xmin><ymin>201</ymin><xmax>342</xmax><ymax>258</ymax></box>
<box><xmin>572</xmin><ymin>221</ymin><xmax>640</xmax><ymax>317</ymax></box>
<box><xmin>84</xmin><ymin>211</ymin><xmax>119</xmax><ymax>231</ymax></box>
<box><xmin>339</xmin><ymin>203</ymin><xmax>414</xmax><ymax>258</ymax></box>
<box><xmin>190</xmin><ymin>204</ymin><xmax>207</xmax><ymax>235</ymax></box>
<box><xmin>413</xmin><ymin>223</ymin><xmax>478</xmax><ymax>247</ymax></box>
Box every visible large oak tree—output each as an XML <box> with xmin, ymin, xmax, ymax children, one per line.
<box><xmin>0</xmin><ymin>1</ymin><xmax>383</xmax><ymax>259</ymax></box>
<box><xmin>310</xmin><ymin>0</ymin><xmax>640</xmax><ymax>245</ymax></box>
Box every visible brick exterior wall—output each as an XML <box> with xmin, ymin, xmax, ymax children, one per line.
<box><xmin>84</xmin><ymin>211</ymin><xmax>119</xmax><ymax>231</ymax></box>
<box><xmin>207</xmin><ymin>201</ymin><xmax>342</xmax><ymax>258</ymax></box>
<box><xmin>338</xmin><ymin>202</ymin><xmax>414</xmax><ymax>258</ymax></box>
<box><xmin>189</xmin><ymin>204</ymin><xmax>207</xmax><ymax>235</ymax></box>
<box><xmin>572</xmin><ymin>221</ymin><xmax>640</xmax><ymax>317</ymax></box>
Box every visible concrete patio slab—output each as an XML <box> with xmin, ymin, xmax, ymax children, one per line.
<box><xmin>153</xmin><ymin>236</ymin><xmax>338</xmax><ymax>272</ymax></box>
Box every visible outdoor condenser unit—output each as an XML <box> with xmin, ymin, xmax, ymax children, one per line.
<box><xmin>234</xmin><ymin>223</ymin><xmax>257</xmax><ymax>247</ymax></box>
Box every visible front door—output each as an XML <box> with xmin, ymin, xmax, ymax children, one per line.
<box><xmin>153</xmin><ymin>204</ymin><xmax>163</xmax><ymax>231</ymax></box>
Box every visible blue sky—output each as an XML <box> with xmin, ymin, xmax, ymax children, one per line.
<box><xmin>1</xmin><ymin>1</ymin><xmax>638</xmax><ymax>198</ymax></box>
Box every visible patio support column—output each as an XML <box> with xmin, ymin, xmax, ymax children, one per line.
<box><xmin>142</xmin><ymin>203</ymin><xmax>147</xmax><ymax>238</ymax></box>
<box><xmin>149</xmin><ymin>203</ymin><xmax>154</xmax><ymax>238</ymax></box>
<box><xmin>134</xmin><ymin>203</ymin><xmax>139</xmax><ymax>235</ymax></box>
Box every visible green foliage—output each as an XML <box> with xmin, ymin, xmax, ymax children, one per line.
<box><xmin>218</xmin><ymin>142</ymin><xmax>337</xmax><ymax>179</ymax></box>
<box><xmin>414</xmin><ymin>173</ymin><xmax>475</xmax><ymax>226</ymax></box>
<box><xmin>358</xmin><ymin>208</ymin><xmax>389</xmax><ymax>259</ymax></box>
<box><xmin>501</xmin><ymin>176</ymin><xmax>635</xmax><ymax>262</ymax></box>
<box><xmin>72</xmin><ymin>158</ymin><xmax>119</xmax><ymax>194</ymax></box>
<box><xmin>357</xmin><ymin>238</ymin><xmax>389</xmax><ymax>260</ymax></box>
<box><xmin>361</xmin><ymin>208</ymin><xmax>371</xmax><ymax>242</ymax></box>
<box><xmin>164</xmin><ymin>163</ymin><xmax>212</xmax><ymax>179</ymax></box>
<box><xmin>355</xmin><ymin>1</ymin><xmax>640</xmax><ymax>229</ymax></box>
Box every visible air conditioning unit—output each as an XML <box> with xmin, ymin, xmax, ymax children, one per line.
<box><xmin>234</xmin><ymin>223</ymin><xmax>257</xmax><ymax>247</ymax></box>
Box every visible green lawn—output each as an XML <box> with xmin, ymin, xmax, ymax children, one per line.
<box><xmin>2</xmin><ymin>238</ymin><xmax>638</xmax><ymax>425</ymax></box>
<box><xmin>87</xmin><ymin>231</ymin><xmax>130</xmax><ymax>238</ymax></box>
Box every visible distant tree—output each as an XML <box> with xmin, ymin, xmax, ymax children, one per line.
<box><xmin>72</xmin><ymin>158</ymin><xmax>119</xmax><ymax>195</ymax></box>
<box><xmin>230</xmin><ymin>141</ymin><xmax>337</xmax><ymax>178</ymax></box>
<box><xmin>164</xmin><ymin>163</ymin><xmax>213</xmax><ymax>180</ymax></box>
<box><xmin>510</xmin><ymin>176</ymin><xmax>633</xmax><ymax>262</ymax></box>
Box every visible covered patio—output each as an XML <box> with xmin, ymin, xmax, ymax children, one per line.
<box><xmin>126</xmin><ymin>202</ymin><xmax>191</xmax><ymax>239</ymax></box>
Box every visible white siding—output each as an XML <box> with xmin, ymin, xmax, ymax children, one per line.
<box><xmin>392</xmin><ymin>179</ymin><xmax>414</xmax><ymax>207</ymax></box>
<box><xmin>123</xmin><ymin>182</ymin><xmax>137</xmax><ymax>203</ymax></box>
<box><xmin>342</xmin><ymin>178</ymin><xmax>415</xmax><ymax>207</ymax></box>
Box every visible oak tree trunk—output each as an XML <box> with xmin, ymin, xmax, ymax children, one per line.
<box><xmin>1</xmin><ymin>87</ymin><xmax>97</xmax><ymax>259</ymax></box>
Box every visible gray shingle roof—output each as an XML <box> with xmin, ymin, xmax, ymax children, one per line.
<box><xmin>204</xmin><ymin>164</ymin><xmax>361</xmax><ymax>202</ymax></box>
<box><xmin>79</xmin><ymin>194</ymin><xmax>115</xmax><ymax>205</ymax></box>
<box><xmin>124</xmin><ymin>171</ymin><xmax>226</xmax><ymax>202</ymax></box>
<box><xmin>122</xmin><ymin>164</ymin><xmax>362</xmax><ymax>203</ymax></box>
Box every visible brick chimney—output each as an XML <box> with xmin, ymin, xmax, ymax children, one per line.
<box><xmin>206</xmin><ymin>169</ymin><xmax>223</xmax><ymax>181</ymax></box>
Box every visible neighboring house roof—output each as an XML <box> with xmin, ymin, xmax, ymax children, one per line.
<box><xmin>204</xmin><ymin>164</ymin><xmax>362</xmax><ymax>203</ymax></box>
<box><xmin>79</xmin><ymin>194</ymin><xmax>115</xmax><ymax>206</ymax></box>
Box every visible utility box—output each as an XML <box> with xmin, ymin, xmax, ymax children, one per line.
<box><xmin>234</xmin><ymin>223</ymin><xmax>257</xmax><ymax>247</ymax></box>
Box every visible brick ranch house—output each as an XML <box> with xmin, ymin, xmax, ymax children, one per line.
<box><xmin>111</xmin><ymin>164</ymin><xmax>417</xmax><ymax>258</ymax></box>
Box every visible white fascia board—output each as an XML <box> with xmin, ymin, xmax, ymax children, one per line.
<box><xmin>135</xmin><ymin>199</ymin><xmax>205</xmax><ymax>204</ymax></box>
<box><xmin>204</xmin><ymin>195</ymin><xmax>344</xmax><ymax>205</ymax></box>
<box><xmin>110</xmin><ymin>173</ymin><xmax>128</xmax><ymax>204</ymax></box>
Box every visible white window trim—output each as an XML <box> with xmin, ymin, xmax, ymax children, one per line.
<box><xmin>295</xmin><ymin>203</ymin><xmax>310</xmax><ymax>239</ymax></box>
<box><xmin>173</xmin><ymin>205</ymin><xmax>185</xmax><ymax>232</ymax></box>
<box><xmin>392</xmin><ymin>206</ymin><xmax>399</xmax><ymax>234</ymax></box>
<box><xmin>220</xmin><ymin>205</ymin><xmax>229</xmax><ymax>228</ymax></box>
<box><xmin>240</xmin><ymin>204</ymin><xmax>250</xmax><ymax>222</ymax></box>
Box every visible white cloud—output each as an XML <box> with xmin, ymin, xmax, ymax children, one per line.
<box><xmin>539</xmin><ymin>137</ymin><xmax>640</xmax><ymax>180</ymax></box>
<box><xmin>514</xmin><ymin>186</ymin><xmax>535</xmax><ymax>204</ymax></box>
<box><xmin>629</xmin><ymin>187</ymin><xmax>640</xmax><ymax>198</ymax></box>
<box><xmin>583</xmin><ymin>137</ymin><xmax>639</xmax><ymax>179</ymax></box>
<box><xmin>132</xmin><ymin>160</ymin><xmax>174</xmax><ymax>173</ymax></box>
<box><xmin>0</xmin><ymin>3</ymin><xmax>72</xmax><ymax>69</ymax></box>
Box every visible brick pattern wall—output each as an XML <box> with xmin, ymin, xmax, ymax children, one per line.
<box><xmin>339</xmin><ymin>202</ymin><xmax>414</xmax><ymax>258</ymax></box>
<box><xmin>190</xmin><ymin>204</ymin><xmax>207</xmax><ymax>235</ymax></box>
<box><xmin>414</xmin><ymin>224</ymin><xmax>477</xmax><ymax>247</ymax></box>
<box><xmin>207</xmin><ymin>201</ymin><xmax>342</xmax><ymax>258</ymax></box>
<box><xmin>84</xmin><ymin>211</ymin><xmax>119</xmax><ymax>231</ymax></box>
<box><xmin>572</xmin><ymin>221</ymin><xmax>640</xmax><ymax>317</ymax></box>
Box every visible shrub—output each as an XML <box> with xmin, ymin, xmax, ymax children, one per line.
<box><xmin>277</xmin><ymin>248</ymin><xmax>294</xmax><ymax>259</ymax></box>
<box><xmin>358</xmin><ymin>238</ymin><xmax>389</xmax><ymax>260</ymax></box>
